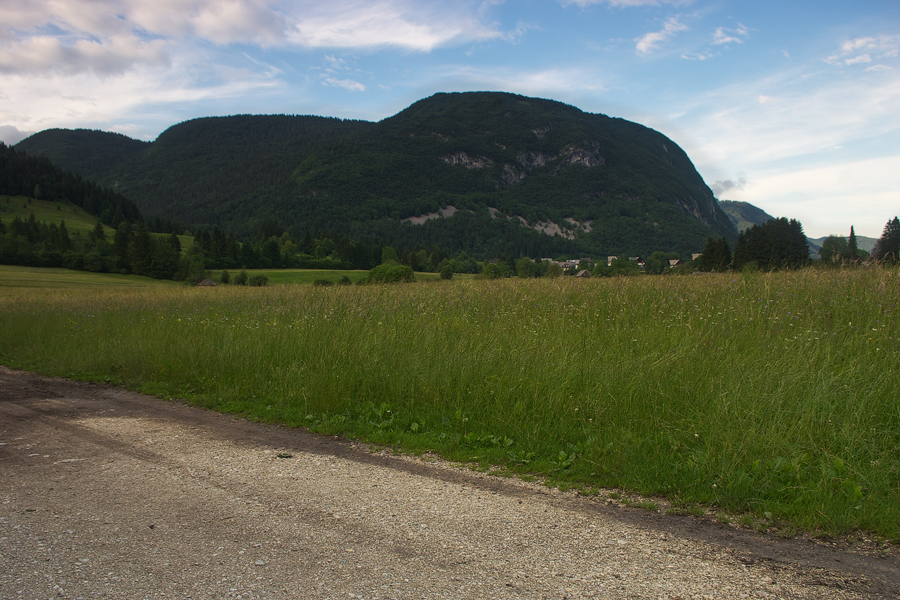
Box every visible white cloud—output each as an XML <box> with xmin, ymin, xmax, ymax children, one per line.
<box><xmin>681</xmin><ymin>51</ymin><xmax>715</xmax><ymax>61</ymax></box>
<box><xmin>674</xmin><ymin>57</ymin><xmax>900</xmax><ymax>173</ymax></box>
<box><xmin>711</xmin><ymin>25</ymin><xmax>747</xmax><ymax>46</ymax></box>
<box><xmin>718</xmin><ymin>155</ymin><xmax>900</xmax><ymax>238</ymax></box>
<box><xmin>710</xmin><ymin>177</ymin><xmax>747</xmax><ymax>197</ymax></box>
<box><xmin>0</xmin><ymin>1</ymin><xmax>508</xmax><ymax>81</ymax></box>
<box><xmin>288</xmin><ymin>1</ymin><xmax>503</xmax><ymax>51</ymax></box>
<box><xmin>322</xmin><ymin>77</ymin><xmax>365</xmax><ymax>91</ymax></box>
<box><xmin>0</xmin><ymin>35</ymin><xmax>170</xmax><ymax>76</ymax></box>
<box><xmin>0</xmin><ymin>53</ymin><xmax>283</xmax><ymax>139</ymax></box>
<box><xmin>827</xmin><ymin>35</ymin><xmax>899</xmax><ymax>68</ymax></box>
<box><xmin>844</xmin><ymin>54</ymin><xmax>872</xmax><ymax>66</ymax></box>
<box><xmin>635</xmin><ymin>17</ymin><xmax>687</xmax><ymax>56</ymax></box>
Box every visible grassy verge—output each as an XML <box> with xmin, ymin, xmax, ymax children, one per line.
<box><xmin>1</xmin><ymin>268</ymin><xmax>898</xmax><ymax>539</ymax></box>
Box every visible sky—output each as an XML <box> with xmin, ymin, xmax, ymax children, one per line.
<box><xmin>1</xmin><ymin>0</ymin><xmax>898</xmax><ymax>239</ymax></box>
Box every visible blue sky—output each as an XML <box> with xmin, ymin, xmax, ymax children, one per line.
<box><xmin>1</xmin><ymin>0</ymin><xmax>897</xmax><ymax>238</ymax></box>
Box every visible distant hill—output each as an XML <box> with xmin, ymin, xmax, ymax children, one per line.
<box><xmin>809</xmin><ymin>234</ymin><xmax>878</xmax><ymax>254</ymax></box>
<box><xmin>17</xmin><ymin>92</ymin><xmax>737</xmax><ymax>258</ymax></box>
<box><xmin>719</xmin><ymin>200</ymin><xmax>878</xmax><ymax>257</ymax></box>
<box><xmin>718</xmin><ymin>200</ymin><xmax>776</xmax><ymax>232</ymax></box>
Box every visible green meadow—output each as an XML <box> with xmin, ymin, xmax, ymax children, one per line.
<box><xmin>210</xmin><ymin>269</ymin><xmax>469</xmax><ymax>285</ymax></box>
<box><xmin>1</xmin><ymin>195</ymin><xmax>110</xmax><ymax>237</ymax></box>
<box><xmin>0</xmin><ymin>195</ymin><xmax>193</xmax><ymax>248</ymax></box>
<box><xmin>1</xmin><ymin>266</ymin><xmax>898</xmax><ymax>539</ymax></box>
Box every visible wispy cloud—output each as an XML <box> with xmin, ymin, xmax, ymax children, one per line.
<box><xmin>710</xmin><ymin>177</ymin><xmax>747</xmax><ymax>197</ymax></box>
<box><xmin>681</xmin><ymin>50</ymin><xmax>715</xmax><ymax>61</ymax></box>
<box><xmin>287</xmin><ymin>1</ymin><xmax>504</xmax><ymax>51</ymax></box>
<box><xmin>826</xmin><ymin>35</ymin><xmax>899</xmax><ymax>68</ymax></box>
<box><xmin>322</xmin><ymin>77</ymin><xmax>365</xmax><ymax>91</ymax></box>
<box><xmin>718</xmin><ymin>155</ymin><xmax>900</xmax><ymax>238</ymax></box>
<box><xmin>0</xmin><ymin>1</ymin><xmax>510</xmax><ymax>80</ymax></box>
<box><xmin>711</xmin><ymin>24</ymin><xmax>748</xmax><ymax>46</ymax></box>
<box><xmin>635</xmin><ymin>17</ymin><xmax>687</xmax><ymax>56</ymax></box>
<box><xmin>0</xmin><ymin>35</ymin><xmax>170</xmax><ymax>76</ymax></box>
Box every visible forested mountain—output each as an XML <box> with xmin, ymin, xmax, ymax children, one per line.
<box><xmin>718</xmin><ymin>200</ymin><xmax>775</xmax><ymax>232</ymax></box>
<box><xmin>0</xmin><ymin>142</ymin><xmax>142</xmax><ymax>226</ymax></box>
<box><xmin>16</xmin><ymin>92</ymin><xmax>737</xmax><ymax>258</ymax></box>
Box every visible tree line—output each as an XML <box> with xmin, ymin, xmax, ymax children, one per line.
<box><xmin>695</xmin><ymin>216</ymin><xmax>900</xmax><ymax>272</ymax></box>
<box><xmin>0</xmin><ymin>143</ymin><xmax>142</xmax><ymax>228</ymax></box>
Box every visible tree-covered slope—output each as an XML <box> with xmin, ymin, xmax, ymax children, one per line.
<box><xmin>18</xmin><ymin>115</ymin><xmax>373</xmax><ymax>232</ymax></box>
<box><xmin>11</xmin><ymin>129</ymin><xmax>148</xmax><ymax>184</ymax></box>
<box><xmin>0</xmin><ymin>142</ymin><xmax>142</xmax><ymax>226</ymax></box>
<box><xmin>718</xmin><ymin>200</ymin><xmax>776</xmax><ymax>232</ymax></box>
<box><xmin>16</xmin><ymin>92</ymin><xmax>737</xmax><ymax>257</ymax></box>
<box><xmin>290</xmin><ymin>92</ymin><xmax>735</xmax><ymax>256</ymax></box>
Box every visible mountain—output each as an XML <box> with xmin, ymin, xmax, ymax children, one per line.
<box><xmin>0</xmin><ymin>142</ymin><xmax>143</xmax><ymax>226</ymax></box>
<box><xmin>718</xmin><ymin>200</ymin><xmax>776</xmax><ymax>232</ymax></box>
<box><xmin>719</xmin><ymin>200</ymin><xmax>878</xmax><ymax>257</ymax></box>
<box><xmin>809</xmin><ymin>235</ymin><xmax>878</xmax><ymax>254</ymax></box>
<box><xmin>16</xmin><ymin>92</ymin><xmax>737</xmax><ymax>258</ymax></box>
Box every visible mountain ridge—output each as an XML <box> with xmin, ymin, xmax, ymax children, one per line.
<box><xmin>16</xmin><ymin>91</ymin><xmax>737</xmax><ymax>258</ymax></box>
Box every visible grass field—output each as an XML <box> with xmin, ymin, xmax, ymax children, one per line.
<box><xmin>0</xmin><ymin>195</ymin><xmax>111</xmax><ymax>237</ymax></box>
<box><xmin>211</xmin><ymin>269</ymin><xmax>465</xmax><ymax>285</ymax></box>
<box><xmin>1</xmin><ymin>266</ymin><xmax>898</xmax><ymax>539</ymax></box>
<box><xmin>0</xmin><ymin>265</ymin><xmax>183</xmax><ymax>289</ymax></box>
<box><xmin>0</xmin><ymin>195</ymin><xmax>193</xmax><ymax>248</ymax></box>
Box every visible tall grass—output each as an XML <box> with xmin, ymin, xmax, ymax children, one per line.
<box><xmin>1</xmin><ymin>268</ymin><xmax>898</xmax><ymax>538</ymax></box>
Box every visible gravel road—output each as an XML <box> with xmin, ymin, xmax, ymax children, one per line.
<box><xmin>1</xmin><ymin>365</ymin><xmax>898</xmax><ymax>600</ymax></box>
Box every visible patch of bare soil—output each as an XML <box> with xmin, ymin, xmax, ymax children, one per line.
<box><xmin>1</xmin><ymin>365</ymin><xmax>897</xmax><ymax>599</ymax></box>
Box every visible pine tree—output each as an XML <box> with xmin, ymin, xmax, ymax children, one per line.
<box><xmin>113</xmin><ymin>223</ymin><xmax>132</xmax><ymax>272</ymax></box>
<box><xmin>873</xmin><ymin>217</ymin><xmax>900</xmax><ymax>264</ymax></box>
<box><xmin>130</xmin><ymin>224</ymin><xmax>153</xmax><ymax>275</ymax></box>
<box><xmin>697</xmin><ymin>236</ymin><xmax>732</xmax><ymax>272</ymax></box>
<box><xmin>845</xmin><ymin>226</ymin><xmax>859</xmax><ymax>261</ymax></box>
<box><xmin>92</xmin><ymin>219</ymin><xmax>106</xmax><ymax>243</ymax></box>
<box><xmin>57</xmin><ymin>220</ymin><xmax>71</xmax><ymax>253</ymax></box>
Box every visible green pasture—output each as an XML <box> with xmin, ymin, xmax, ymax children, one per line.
<box><xmin>0</xmin><ymin>195</ymin><xmax>193</xmax><ymax>249</ymax></box>
<box><xmin>212</xmin><ymin>268</ymin><xmax>464</xmax><ymax>285</ymax></box>
<box><xmin>1</xmin><ymin>267</ymin><xmax>898</xmax><ymax>539</ymax></box>
<box><xmin>0</xmin><ymin>265</ymin><xmax>181</xmax><ymax>289</ymax></box>
<box><xmin>0</xmin><ymin>195</ymin><xmax>107</xmax><ymax>237</ymax></box>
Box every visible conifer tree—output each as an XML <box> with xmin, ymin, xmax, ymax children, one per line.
<box><xmin>92</xmin><ymin>219</ymin><xmax>106</xmax><ymax>243</ymax></box>
<box><xmin>845</xmin><ymin>226</ymin><xmax>859</xmax><ymax>260</ymax></box>
<box><xmin>130</xmin><ymin>224</ymin><xmax>153</xmax><ymax>275</ymax></box>
<box><xmin>873</xmin><ymin>217</ymin><xmax>900</xmax><ymax>264</ymax></box>
<box><xmin>113</xmin><ymin>223</ymin><xmax>132</xmax><ymax>272</ymax></box>
<box><xmin>697</xmin><ymin>236</ymin><xmax>732</xmax><ymax>272</ymax></box>
<box><xmin>57</xmin><ymin>220</ymin><xmax>71</xmax><ymax>253</ymax></box>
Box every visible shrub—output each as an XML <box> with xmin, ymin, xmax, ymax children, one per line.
<box><xmin>440</xmin><ymin>265</ymin><xmax>454</xmax><ymax>280</ymax></box>
<box><xmin>233</xmin><ymin>270</ymin><xmax>249</xmax><ymax>285</ymax></box>
<box><xmin>338</xmin><ymin>275</ymin><xmax>353</xmax><ymax>285</ymax></box>
<box><xmin>220</xmin><ymin>270</ymin><xmax>230</xmax><ymax>284</ymax></box>
<box><xmin>314</xmin><ymin>279</ymin><xmax>334</xmax><ymax>287</ymax></box>
<box><xmin>248</xmin><ymin>274</ymin><xmax>268</xmax><ymax>287</ymax></box>
<box><xmin>367</xmin><ymin>263</ymin><xmax>415</xmax><ymax>283</ymax></box>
